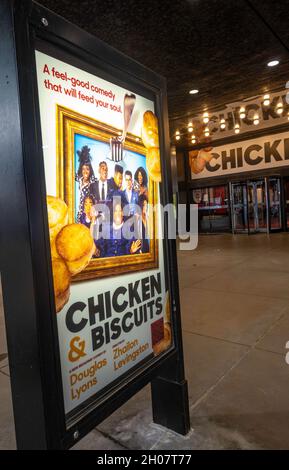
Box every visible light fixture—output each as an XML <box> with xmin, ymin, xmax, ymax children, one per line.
<box><xmin>234</xmin><ymin>123</ymin><xmax>240</xmax><ymax>134</ymax></box>
<box><xmin>189</xmin><ymin>89</ymin><xmax>199</xmax><ymax>94</ymax></box>
<box><xmin>203</xmin><ymin>112</ymin><xmax>209</xmax><ymax>124</ymax></box>
<box><xmin>263</xmin><ymin>94</ymin><xmax>270</xmax><ymax>106</ymax></box>
<box><xmin>188</xmin><ymin>122</ymin><xmax>193</xmax><ymax>132</ymax></box>
<box><xmin>176</xmin><ymin>136</ymin><xmax>180</xmax><ymax>141</ymax></box>
<box><xmin>239</xmin><ymin>107</ymin><xmax>246</xmax><ymax>119</ymax></box>
<box><xmin>253</xmin><ymin>114</ymin><xmax>259</xmax><ymax>125</ymax></box>
<box><xmin>191</xmin><ymin>135</ymin><xmax>196</xmax><ymax>144</ymax></box>
<box><xmin>220</xmin><ymin>118</ymin><xmax>226</xmax><ymax>130</ymax></box>
<box><xmin>204</xmin><ymin>126</ymin><xmax>210</xmax><ymax>137</ymax></box>
<box><xmin>267</xmin><ymin>60</ymin><xmax>279</xmax><ymax>67</ymax></box>
<box><xmin>276</xmin><ymin>99</ymin><xmax>283</xmax><ymax>115</ymax></box>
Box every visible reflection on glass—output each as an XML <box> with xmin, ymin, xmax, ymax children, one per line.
<box><xmin>269</xmin><ymin>178</ymin><xmax>281</xmax><ymax>230</ymax></box>
<box><xmin>284</xmin><ymin>179</ymin><xmax>289</xmax><ymax>230</ymax></box>
<box><xmin>232</xmin><ymin>183</ymin><xmax>247</xmax><ymax>232</ymax></box>
<box><xmin>247</xmin><ymin>180</ymin><xmax>267</xmax><ymax>232</ymax></box>
<box><xmin>193</xmin><ymin>186</ymin><xmax>230</xmax><ymax>232</ymax></box>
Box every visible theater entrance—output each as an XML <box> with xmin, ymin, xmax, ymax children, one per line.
<box><xmin>231</xmin><ymin>177</ymin><xmax>282</xmax><ymax>234</ymax></box>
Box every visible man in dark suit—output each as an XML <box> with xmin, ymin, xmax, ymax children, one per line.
<box><xmin>90</xmin><ymin>161</ymin><xmax>114</xmax><ymax>202</ymax></box>
<box><xmin>108</xmin><ymin>164</ymin><xmax>123</xmax><ymax>191</ymax></box>
<box><xmin>90</xmin><ymin>161</ymin><xmax>114</xmax><ymax>237</ymax></box>
<box><xmin>122</xmin><ymin>170</ymin><xmax>139</xmax><ymax>217</ymax></box>
<box><xmin>107</xmin><ymin>163</ymin><xmax>125</xmax><ymax>203</ymax></box>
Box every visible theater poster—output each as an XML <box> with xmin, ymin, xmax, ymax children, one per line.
<box><xmin>35</xmin><ymin>50</ymin><xmax>173</xmax><ymax>419</ymax></box>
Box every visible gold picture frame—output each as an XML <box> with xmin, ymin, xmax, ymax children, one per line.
<box><xmin>56</xmin><ymin>105</ymin><xmax>159</xmax><ymax>281</ymax></box>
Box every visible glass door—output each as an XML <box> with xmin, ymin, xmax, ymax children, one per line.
<box><xmin>268</xmin><ymin>177</ymin><xmax>282</xmax><ymax>231</ymax></box>
<box><xmin>231</xmin><ymin>179</ymin><xmax>268</xmax><ymax>234</ymax></box>
<box><xmin>247</xmin><ymin>180</ymin><xmax>268</xmax><ymax>233</ymax></box>
<box><xmin>231</xmin><ymin>182</ymin><xmax>248</xmax><ymax>233</ymax></box>
<box><xmin>247</xmin><ymin>181</ymin><xmax>256</xmax><ymax>231</ymax></box>
<box><xmin>284</xmin><ymin>178</ymin><xmax>289</xmax><ymax>230</ymax></box>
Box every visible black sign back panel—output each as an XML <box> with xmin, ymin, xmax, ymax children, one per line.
<box><xmin>0</xmin><ymin>0</ymin><xmax>189</xmax><ymax>449</ymax></box>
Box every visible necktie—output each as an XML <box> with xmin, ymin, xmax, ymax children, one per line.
<box><xmin>101</xmin><ymin>183</ymin><xmax>105</xmax><ymax>201</ymax></box>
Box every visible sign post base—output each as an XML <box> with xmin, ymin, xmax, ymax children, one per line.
<box><xmin>151</xmin><ymin>377</ymin><xmax>190</xmax><ymax>436</ymax></box>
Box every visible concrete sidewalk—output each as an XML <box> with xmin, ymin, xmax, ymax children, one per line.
<box><xmin>1</xmin><ymin>233</ymin><xmax>289</xmax><ymax>449</ymax></box>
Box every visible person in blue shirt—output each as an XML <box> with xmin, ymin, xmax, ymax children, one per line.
<box><xmin>95</xmin><ymin>202</ymin><xmax>141</xmax><ymax>258</ymax></box>
<box><xmin>109</xmin><ymin>164</ymin><xmax>124</xmax><ymax>193</ymax></box>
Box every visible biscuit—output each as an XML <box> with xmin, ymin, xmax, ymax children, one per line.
<box><xmin>142</xmin><ymin>110</ymin><xmax>160</xmax><ymax>149</ymax></box>
<box><xmin>55</xmin><ymin>223</ymin><xmax>95</xmax><ymax>276</ymax></box>
<box><xmin>147</xmin><ymin>147</ymin><xmax>161</xmax><ymax>182</ymax></box>
<box><xmin>190</xmin><ymin>157</ymin><xmax>203</xmax><ymax>174</ymax></box>
<box><xmin>199</xmin><ymin>149</ymin><xmax>213</xmax><ymax>162</ymax></box>
<box><xmin>189</xmin><ymin>150</ymin><xmax>199</xmax><ymax>159</ymax></box>
<box><xmin>190</xmin><ymin>149</ymin><xmax>214</xmax><ymax>174</ymax></box>
<box><xmin>51</xmin><ymin>257</ymin><xmax>71</xmax><ymax>313</ymax></box>
<box><xmin>65</xmin><ymin>243</ymin><xmax>95</xmax><ymax>276</ymax></box>
<box><xmin>47</xmin><ymin>195</ymin><xmax>68</xmax><ymax>242</ymax></box>
<box><xmin>50</xmin><ymin>238</ymin><xmax>61</xmax><ymax>259</ymax></box>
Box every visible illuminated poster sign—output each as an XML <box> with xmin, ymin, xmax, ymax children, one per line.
<box><xmin>190</xmin><ymin>130</ymin><xmax>289</xmax><ymax>179</ymax></box>
<box><xmin>35</xmin><ymin>50</ymin><xmax>173</xmax><ymax>418</ymax></box>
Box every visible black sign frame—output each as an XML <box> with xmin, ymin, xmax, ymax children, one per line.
<box><xmin>0</xmin><ymin>0</ymin><xmax>190</xmax><ymax>449</ymax></box>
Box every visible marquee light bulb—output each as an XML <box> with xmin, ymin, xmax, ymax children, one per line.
<box><xmin>203</xmin><ymin>112</ymin><xmax>209</xmax><ymax>124</ymax></box>
<box><xmin>220</xmin><ymin>118</ymin><xmax>226</xmax><ymax>130</ymax></box>
<box><xmin>235</xmin><ymin>124</ymin><xmax>240</xmax><ymax>134</ymax></box>
<box><xmin>188</xmin><ymin>124</ymin><xmax>193</xmax><ymax>132</ymax></box>
<box><xmin>239</xmin><ymin>107</ymin><xmax>246</xmax><ymax>119</ymax></box>
<box><xmin>253</xmin><ymin>114</ymin><xmax>259</xmax><ymax>125</ymax></box>
<box><xmin>263</xmin><ymin>94</ymin><xmax>270</xmax><ymax>106</ymax></box>
<box><xmin>204</xmin><ymin>126</ymin><xmax>210</xmax><ymax>137</ymax></box>
<box><xmin>276</xmin><ymin>100</ymin><xmax>283</xmax><ymax>115</ymax></box>
<box><xmin>176</xmin><ymin>135</ymin><xmax>180</xmax><ymax>141</ymax></box>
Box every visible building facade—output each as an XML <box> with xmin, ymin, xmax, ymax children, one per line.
<box><xmin>176</xmin><ymin>90</ymin><xmax>289</xmax><ymax>234</ymax></box>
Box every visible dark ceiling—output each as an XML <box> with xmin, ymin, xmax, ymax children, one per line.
<box><xmin>37</xmin><ymin>0</ymin><xmax>289</xmax><ymax>135</ymax></box>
